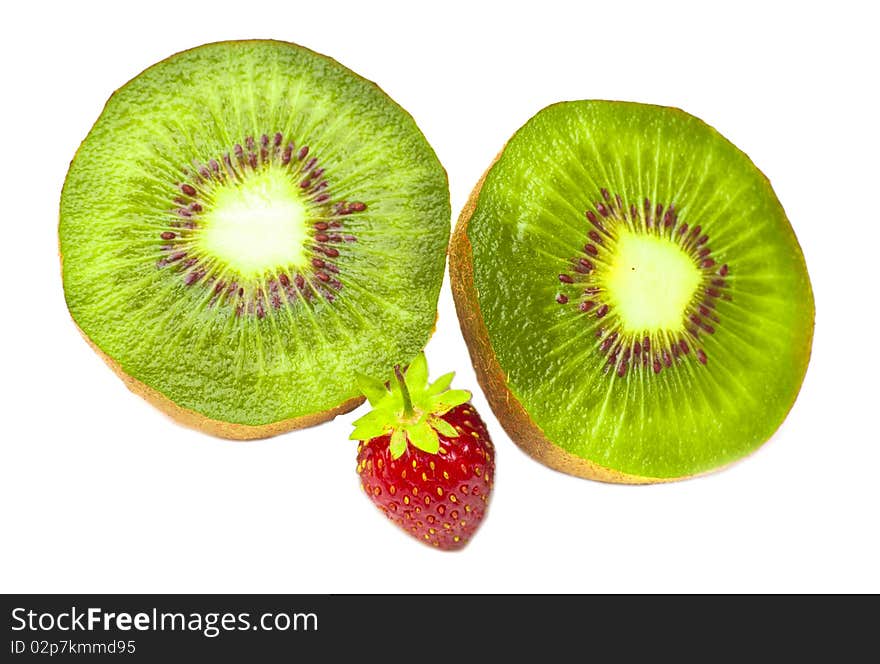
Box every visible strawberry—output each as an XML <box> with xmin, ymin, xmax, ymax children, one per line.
<box><xmin>351</xmin><ymin>354</ymin><xmax>495</xmax><ymax>550</ymax></box>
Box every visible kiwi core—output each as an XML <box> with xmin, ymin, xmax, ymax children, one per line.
<box><xmin>555</xmin><ymin>189</ymin><xmax>731</xmax><ymax>377</ymax></box>
<box><xmin>155</xmin><ymin>133</ymin><xmax>368</xmax><ymax>317</ymax></box>
<box><xmin>200</xmin><ymin>169</ymin><xmax>309</xmax><ymax>276</ymax></box>
<box><xmin>604</xmin><ymin>231</ymin><xmax>701</xmax><ymax>332</ymax></box>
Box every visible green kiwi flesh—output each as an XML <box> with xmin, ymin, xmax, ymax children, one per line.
<box><xmin>60</xmin><ymin>40</ymin><xmax>450</xmax><ymax>435</ymax></box>
<box><xmin>455</xmin><ymin>101</ymin><xmax>813</xmax><ymax>480</ymax></box>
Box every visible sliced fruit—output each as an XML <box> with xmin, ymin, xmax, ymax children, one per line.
<box><xmin>450</xmin><ymin>101</ymin><xmax>813</xmax><ymax>482</ymax></box>
<box><xmin>60</xmin><ymin>40</ymin><xmax>450</xmax><ymax>439</ymax></box>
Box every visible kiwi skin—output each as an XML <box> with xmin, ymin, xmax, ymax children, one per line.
<box><xmin>60</xmin><ymin>39</ymin><xmax>445</xmax><ymax>440</ymax></box>
<box><xmin>449</xmin><ymin>110</ymin><xmax>814</xmax><ymax>484</ymax></box>
<box><xmin>70</xmin><ymin>319</ymin><xmax>365</xmax><ymax>440</ymax></box>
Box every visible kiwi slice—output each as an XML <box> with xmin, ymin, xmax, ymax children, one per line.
<box><xmin>60</xmin><ymin>40</ymin><xmax>450</xmax><ymax>439</ymax></box>
<box><xmin>451</xmin><ymin>101</ymin><xmax>813</xmax><ymax>483</ymax></box>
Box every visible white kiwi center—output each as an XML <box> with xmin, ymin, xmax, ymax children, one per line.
<box><xmin>604</xmin><ymin>230</ymin><xmax>701</xmax><ymax>332</ymax></box>
<box><xmin>199</xmin><ymin>169</ymin><xmax>309</xmax><ymax>277</ymax></box>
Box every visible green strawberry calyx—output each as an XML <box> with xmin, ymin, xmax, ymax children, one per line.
<box><xmin>349</xmin><ymin>353</ymin><xmax>471</xmax><ymax>459</ymax></box>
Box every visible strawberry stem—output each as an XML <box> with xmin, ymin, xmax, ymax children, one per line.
<box><xmin>394</xmin><ymin>365</ymin><xmax>414</xmax><ymax>417</ymax></box>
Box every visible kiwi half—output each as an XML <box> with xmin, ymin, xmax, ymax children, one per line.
<box><xmin>60</xmin><ymin>40</ymin><xmax>450</xmax><ymax>439</ymax></box>
<box><xmin>451</xmin><ymin>101</ymin><xmax>813</xmax><ymax>483</ymax></box>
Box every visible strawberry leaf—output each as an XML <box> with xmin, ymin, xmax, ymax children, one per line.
<box><xmin>405</xmin><ymin>353</ymin><xmax>429</xmax><ymax>395</ymax></box>
<box><xmin>349</xmin><ymin>357</ymin><xmax>472</xmax><ymax>457</ymax></box>
<box><xmin>389</xmin><ymin>429</ymin><xmax>408</xmax><ymax>459</ymax></box>
<box><xmin>407</xmin><ymin>420</ymin><xmax>440</xmax><ymax>455</ymax></box>
<box><xmin>430</xmin><ymin>416</ymin><xmax>459</xmax><ymax>439</ymax></box>
<box><xmin>349</xmin><ymin>409</ymin><xmax>390</xmax><ymax>441</ymax></box>
<box><xmin>428</xmin><ymin>389</ymin><xmax>471</xmax><ymax>414</ymax></box>
<box><xmin>426</xmin><ymin>371</ymin><xmax>455</xmax><ymax>396</ymax></box>
<box><xmin>356</xmin><ymin>373</ymin><xmax>390</xmax><ymax>407</ymax></box>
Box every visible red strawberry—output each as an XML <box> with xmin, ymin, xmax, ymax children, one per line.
<box><xmin>351</xmin><ymin>354</ymin><xmax>495</xmax><ymax>550</ymax></box>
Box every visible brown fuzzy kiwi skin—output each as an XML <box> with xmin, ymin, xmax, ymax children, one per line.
<box><xmin>71</xmin><ymin>320</ymin><xmax>365</xmax><ymax>440</ymax></box>
<box><xmin>449</xmin><ymin>134</ymin><xmax>814</xmax><ymax>484</ymax></box>
<box><xmin>59</xmin><ymin>39</ymin><xmax>450</xmax><ymax>441</ymax></box>
<box><xmin>65</xmin><ymin>311</ymin><xmax>437</xmax><ymax>441</ymax></box>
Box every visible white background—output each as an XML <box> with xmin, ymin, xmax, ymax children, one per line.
<box><xmin>1</xmin><ymin>0</ymin><xmax>877</xmax><ymax>593</ymax></box>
